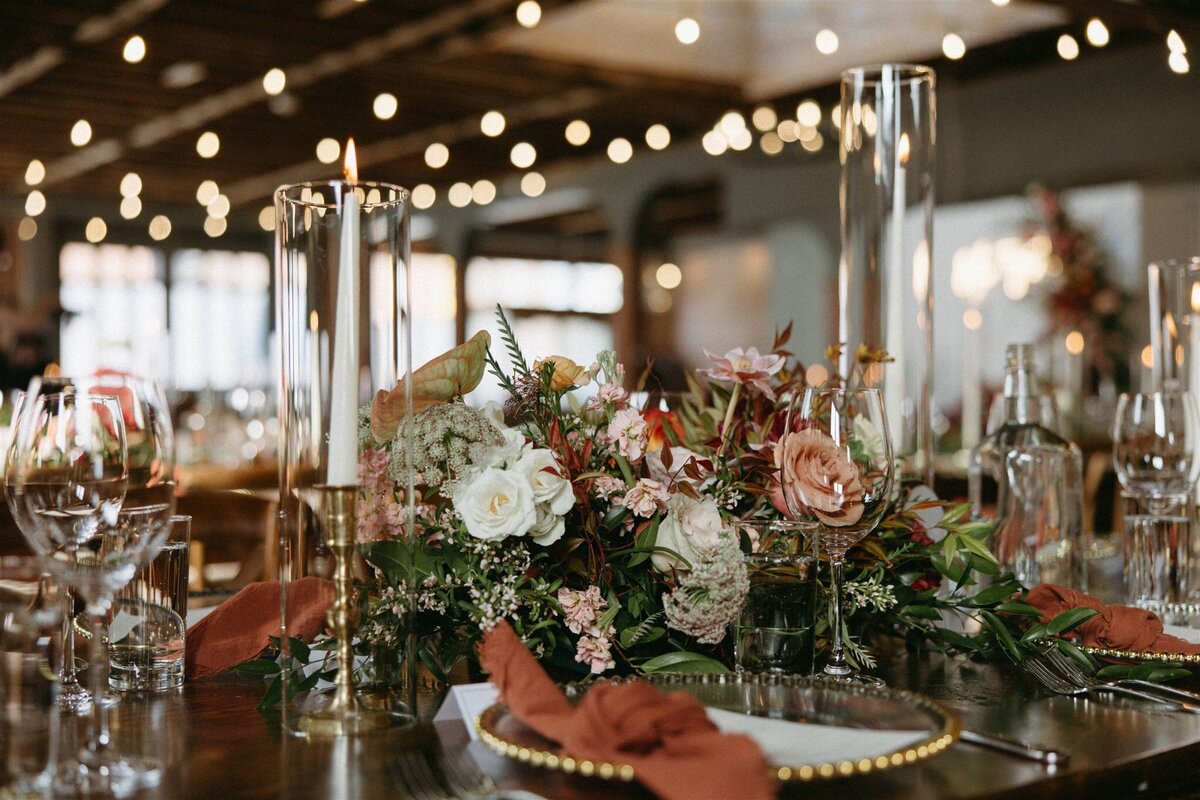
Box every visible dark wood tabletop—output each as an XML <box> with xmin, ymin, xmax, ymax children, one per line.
<box><xmin>84</xmin><ymin>644</ymin><xmax>1200</xmax><ymax>800</ymax></box>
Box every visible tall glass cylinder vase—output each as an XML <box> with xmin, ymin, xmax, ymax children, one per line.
<box><xmin>838</xmin><ymin>65</ymin><xmax>936</xmax><ymax>486</ymax></box>
<box><xmin>1148</xmin><ymin>258</ymin><xmax>1200</xmax><ymax>392</ymax></box>
<box><xmin>274</xmin><ymin>176</ymin><xmax>416</xmax><ymax>734</ymax></box>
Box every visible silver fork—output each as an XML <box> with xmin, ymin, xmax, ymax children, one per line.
<box><xmin>1023</xmin><ymin>648</ymin><xmax>1200</xmax><ymax>712</ymax></box>
<box><xmin>441</xmin><ymin>747</ymin><xmax>550</xmax><ymax>800</ymax></box>
<box><xmin>396</xmin><ymin>749</ymin><xmax>454</xmax><ymax>800</ymax></box>
<box><xmin>1042</xmin><ymin>646</ymin><xmax>1200</xmax><ymax>706</ymax></box>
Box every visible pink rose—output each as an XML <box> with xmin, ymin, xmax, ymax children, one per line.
<box><xmin>773</xmin><ymin>429</ymin><xmax>864</xmax><ymax>527</ymax></box>
<box><xmin>620</xmin><ymin>478</ymin><xmax>669</xmax><ymax>518</ymax></box>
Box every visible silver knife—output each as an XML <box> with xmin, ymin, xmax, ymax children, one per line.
<box><xmin>958</xmin><ymin>729</ymin><xmax>1069</xmax><ymax>765</ymax></box>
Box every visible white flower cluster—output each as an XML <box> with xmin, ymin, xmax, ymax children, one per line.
<box><xmin>662</xmin><ymin>537</ymin><xmax>749</xmax><ymax>644</ymax></box>
<box><xmin>843</xmin><ymin>575</ymin><xmax>898</xmax><ymax>613</ymax></box>
<box><xmin>451</xmin><ymin>424</ymin><xmax>575</xmax><ymax>546</ymax></box>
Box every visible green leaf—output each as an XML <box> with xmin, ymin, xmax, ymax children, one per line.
<box><xmin>288</xmin><ymin>637</ymin><xmax>311</xmax><ymax>664</ymax></box>
<box><xmin>257</xmin><ymin>675</ymin><xmax>282</xmax><ymax>711</ymax></box>
<box><xmin>902</xmin><ymin>605</ymin><xmax>942</xmax><ymax>621</ymax></box>
<box><xmin>627</xmin><ymin>517</ymin><xmax>660</xmax><ymax>567</ymax></box>
<box><xmin>362</xmin><ymin>539</ymin><xmax>415</xmax><ymax>585</ymax></box>
<box><xmin>994</xmin><ymin>600</ymin><xmax>1043</xmax><ymax>617</ymax></box>
<box><xmin>638</xmin><ymin>651</ymin><xmax>729</xmax><ymax>674</ymax></box>
<box><xmin>233</xmin><ymin>659</ymin><xmax>282</xmax><ymax>676</ymax></box>
<box><xmin>967</xmin><ymin>584</ymin><xmax>1019</xmax><ymax>608</ymax></box>
<box><xmin>1053</xmin><ymin>639</ymin><xmax>1098</xmax><ymax>672</ymax></box>
<box><xmin>979</xmin><ymin>610</ymin><xmax>1021</xmax><ymax>662</ymax></box>
<box><xmin>957</xmin><ymin>532</ymin><xmax>1000</xmax><ymax>565</ymax></box>
<box><xmin>1046</xmin><ymin>607</ymin><xmax>1098</xmax><ymax>636</ymax></box>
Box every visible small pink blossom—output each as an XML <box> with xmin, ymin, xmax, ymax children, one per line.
<box><xmin>358</xmin><ymin>448</ymin><xmax>392</xmax><ymax>492</ymax></box>
<box><xmin>606</xmin><ymin>408</ymin><xmax>649</xmax><ymax>462</ymax></box>
<box><xmin>587</xmin><ymin>383</ymin><xmax>630</xmax><ymax>412</ymax></box>
<box><xmin>574</xmin><ymin>627</ymin><xmax>616</xmax><ymax>675</ymax></box>
<box><xmin>619</xmin><ymin>478</ymin><xmax>670</xmax><ymax>518</ymax></box>
<box><xmin>558</xmin><ymin>585</ymin><xmax>606</xmax><ymax>634</ymax></box>
<box><xmin>591</xmin><ymin>475</ymin><xmax>626</xmax><ymax>500</ymax></box>
<box><xmin>702</xmin><ymin>347</ymin><xmax>785</xmax><ymax>400</ymax></box>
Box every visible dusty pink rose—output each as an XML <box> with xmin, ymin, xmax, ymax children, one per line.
<box><xmin>606</xmin><ymin>408</ymin><xmax>649</xmax><ymax>462</ymax></box>
<box><xmin>620</xmin><ymin>478</ymin><xmax>670</xmax><ymax>517</ymax></box>
<box><xmin>574</xmin><ymin>627</ymin><xmax>616</xmax><ymax>675</ymax></box>
<box><xmin>558</xmin><ymin>585</ymin><xmax>606</xmax><ymax>634</ymax></box>
<box><xmin>702</xmin><ymin>347</ymin><xmax>785</xmax><ymax>400</ymax></box>
<box><xmin>773</xmin><ymin>428</ymin><xmax>864</xmax><ymax>527</ymax></box>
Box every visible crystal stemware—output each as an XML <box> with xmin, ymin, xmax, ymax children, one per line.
<box><xmin>8</xmin><ymin>377</ymin><xmax>174</xmax><ymax>797</ymax></box>
<box><xmin>1112</xmin><ymin>391</ymin><xmax>1200</xmax><ymax>513</ymax></box>
<box><xmin>778</xmin><ymin>387</ymin><xmax>894</xmax><ymax>685</ymax></box>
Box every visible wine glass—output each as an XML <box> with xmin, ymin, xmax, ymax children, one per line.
<box><xmin>8</xmin><ymin>377</ymin><xmax>173</xmax><ymax>796</ymax></box>
<box><xmin>1112</xmin><ymin>391</ymin><xmax>1200</xmax><ymax>513</ymax></box>
<box><xmin>778</xmin><ymin>387</ymin><xmax>894</xmax><ymax>685</ymax></box>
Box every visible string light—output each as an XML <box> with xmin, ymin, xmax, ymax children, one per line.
<box><xmin>316</xmin><ymin>138</ymin><xmax>340</xmax><ymax>164</ymax></box>
<box><xmin>148</xmin><ymin>215</ymin><xmax>172</xmax><ymax>241</ymax></box>
<box><xmin>207</xmin><ymin>194</ymin><xmax>231</xmax><ymax>219</ymax></box>
<box><xmin>510</xmin><ymin>142</ymin><xmax>537</xmax><ymax>168</ymax></box>
<box><xmin>815</xmin><ymin>29</ymin><xmax>838</xmax><ymax>55</ymax></box>
<box><xmin>565</xmin><ymin>120</ymin><xmax>591</xmax><ymax>146</ymax></box>
<box><xmin>759</xmin><ymin>132</ymin><xmax>783</xmax><ymax>155</ymax></box>
<box><xmin>425</xmin><ymin>142</ymin><xmax>449</xmax><ymax>169</ymax></box>
<box><xmin>942</xmin><ymin>33</ymin><xmax>966</xmax><ymax>60</ymax></box>
<box><xmin>123</xmin><ymin>35</ymin><xmax>146</xmax><ymax>63</ymax></box>
<box><xmin>412</xmin><ymin>184</ymin><xmax>436</xmax><ymax>209</ymax></box>
<box><xmin>262</xmin><ymin>68</ymin><xmax>286</xmax><ymax>96</ymax></box>
<box><xmin>17</xmin><ymin>218</ymin><xmax>37</xmax><ymax>241</ymax></box>
<box><xmin>471</xmin><ymin>179</ymin><xmax>496</xmax><ymax>205</ymax></box>
<box><xmin>728</xmin><ymin>128</ymin><xmax>752</xmax><ymax>151</ymax></box>
<box><xmin>24</xmin><ymin>191</ymin><xmax>46</xmax><ymax>217</ymax></box>
<box><xmin>196</xmin><ymin>180</ymin><xmax>219</xmax><ymax>205</ymax></box>
<box><xmin>1085</xmin><ymin>19</ymin><xmax>1109</xmax><ymax>47</ymax></box>
<box><xmin>607</xmin><ymin>138</ymin><xmax>633</xmax><ymax>163</ymax></box>
<box><xmin>516</xmin><ymin>1</ymin><xmax>541</xmax><ymax>28</ymax></box>
<box><xmin>520</xmin><ymin>171</ymin><xmax>545</xmax><ymax>197</ymax></box>
<box><xmin>258</xmin><ymin>207</ymin><xmax>276</xmax><ymax>231</ymax></box>
<box><xmin>70</xmin><ymin>119</ymin><xmax>92</xmax><ymax>146</ymax></box>
<box><xmin>203</xmin><ymin>216</ymin><xmax>226</xmax><ymax>238</ymax></box>
<box><xmin>751</xmin><ymin>106</ymin><xmax>777</xmax><ymax>132</ymax></box>
<box><xmin>447</xmin><ymin>182</ymin><xmax>472</xmax><ymax>208</ymax></box>
<box><xmin>481</xmin><ymin>111</ymin><xmax>506</xmax><ymax>137</ymax></box>
<box><xmin>796</xmin><ymin>100</ymin><xmax>821</xmax><ymax>127</ymax></box>
<box><xmin>120</xmin><ymin>195</ymin><xmax>142</xmax><ymax>219</ymax></box>
<box><xmin>645</xmin><ymin>124</ymin><xmax>670</xmax><ymax>151</ymax></box>
<box><xmin>373</xmin><ymin>92</ymin><xmax>398</xmax><ymax>120</ymax></box>
<box><xmin>675</xmin><ymin>18</ymin><xmax>700</xmax><ymax>45</ymax></box>
<box><xmin>655</xmin><ymin>263</ymin><xmax>682</xmax><ymax>290</ymax></box>
<box><xmin>1167</xmin><ymin>30</ymin><xmax>1186</xmax><ymax>53</ymax></box>
<box><xmin>196</xmin><ymin>131</ymin><xmax>220</xmax><ymax>158</ymax></box>
<box><xmin>1169</xmin><ymin>51</ymin><xmax>1190</xmax><ymax>74</ymax></box>
<box><xmin>701</xmin><ymin>130</ymin><xmax>727</xmax><ymax>156</ymax></box>
<box><xmin>85</xmin><ymin>217</ymin><xmax>107</xmax><ymax>243</ymax></box>
<box><xmin>24</xmin><ymin>159</ymin><xmax>45</xmax><ymax>186</ymax></box>
<box><xmin>119</xmin><ymin>172</ymin><xmax>142</xmax><ymax>197</ymax></box>
<box><xmin>1057</xmin><ymin>34</ymin><xmax>1080</xmax><ymax>60</ymax></box>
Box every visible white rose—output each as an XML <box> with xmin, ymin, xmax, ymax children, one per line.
<box><xmin>480</xmin><ymin>427</ymin><xmax>530</xmax><ymax>469</ymax></box>
<box><xmin>452</xmin><ymin>467</ymin><xmax>536</xmax><ymax>541</ymax></box>
<box><xmin>530</xmin><ymin>503</ymin><xmax>566</xmax><ymax>546</ymax></box>
<box><xmin>853</xmin><ymin>416</ymin><xmax>889</xmax><ymax>470</ymax></box>
<box><xmin>651</xmin><ymin>494</ymin><xmax>728</xmax><ymax>573</ymax></box>
<box><xmin>517</xmin><ymin>449</ymin><xmax>574</xmax><ymax>515</ymax></box>
<box><xmin>479</xmin><ymin>401</ymin><xmax>506</xmax><ymax>430</ymax></box>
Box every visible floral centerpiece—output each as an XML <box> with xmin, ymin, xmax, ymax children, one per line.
<box><xmin>333</xmin><ymin>311</ymin><xmax>1038</xmax><ymax>685</ymax></box>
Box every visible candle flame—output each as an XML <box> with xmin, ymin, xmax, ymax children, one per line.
<box><xmin>310</xmin><ymin>310</ymin><xmax>319</xmax><ymax>332</ymax></box>
<box><xmin>1191</xmin><ymin>282</ymin><xmax>1200</xmax><ymax>312</ymax></box>
<box><xmin>1141</xmin><ymin>345</ymin><xmax>1154</xmax><ymax>369</ymax></box>
<box><xmin>1065</xmin><ymin>330</ymin><xmax>1084</xmax><ymax>355</ymax></box>
<box><xmin>898</xmin><ymin>133</ymin><xmax>910</xmax><ymax>165</ymax></box>
<box><xmin>343</xmin><ymin>138</ymin><xmax>358</xmax><ymax>184</ymax></box>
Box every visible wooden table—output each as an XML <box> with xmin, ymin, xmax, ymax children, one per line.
<box><xmin>94</xmin><ymin>648</ymin><xmax>1200</xmax><ymax>800</ymax></box>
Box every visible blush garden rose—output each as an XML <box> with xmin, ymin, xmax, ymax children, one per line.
<box><xmin>773</xmin><ymin>428</ymin><xmax>865</xmax><ymax>527</ymax></box>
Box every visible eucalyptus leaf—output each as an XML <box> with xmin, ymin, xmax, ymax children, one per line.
<box><xmin>638</xmin><ymin>651</ymin><xmax>729</xmax><ymax>674</ymax></box>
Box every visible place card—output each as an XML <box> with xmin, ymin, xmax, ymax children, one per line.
<box><xmin>433</xmin><ymin>682</ymin><xmax>500</xmax><ymax>740</ymax></box>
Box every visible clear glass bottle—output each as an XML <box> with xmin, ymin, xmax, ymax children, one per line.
<box><xmin>968</xmin><ymin>344</ymin><xmax>1085</xmax><ymax>587</ymax></box>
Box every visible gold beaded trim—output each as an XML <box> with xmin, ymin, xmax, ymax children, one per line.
<box><xmin>474</xmin><ymin>673</ymin><xmax>960</xmax><ymax>784</ymax></box>
<box><xmin>1078</xmin><ymin>645</ymin><xmax>1200</xmax><ymax>664</ymax></box>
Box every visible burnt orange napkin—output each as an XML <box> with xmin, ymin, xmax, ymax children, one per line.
<box><xmin>185</xmin><ymin>577</ymin><xmax>334</xmax><ymax>680</ymax></box>
<box><xmin>1027</xmin><ymin>584</ymin><xmax>1200</xmax><ymax>655</ymax></box>
<box><xmin>479</xmin><ymin>621</ymin><xmax>776</xmax><ymax>800</ymax></box>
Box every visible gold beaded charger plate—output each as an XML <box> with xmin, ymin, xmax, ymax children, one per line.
<box><xmin>476</xmin><ymin>673</ymin><xmax>960</xmax><ymax>783</ymax></box>
<box><xmin>1079</xmin><ymin>623</ymin><xmax>1200</xmax><ymax>664</ymax></box>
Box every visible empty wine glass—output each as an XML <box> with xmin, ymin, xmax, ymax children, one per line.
<box><xmin>8</xmin><ymin>377</ymin><xmax>173</xmax><ymax>797</ymax></box>
<box><xmin>778</xmin><ymin>387</ymin><xmax>894</xmax><ymax>685</ymax></box>
<box><xmin>1112</xmin><ymin>391</ymin><xmax>1200</xmax><ymax>513</ymax></box>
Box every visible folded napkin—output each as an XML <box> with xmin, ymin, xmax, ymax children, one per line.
<box><xmin>185</xmin><ymin>577</ymin><xmax>334</xmax><ymax>680</ymax></box>
<box><xmin>1027</xmin><ymin>584</ymin><xmax>1200</xmax><ymax>655</ymax></box>
<box><xmin>479</xmin><ymin>621</ymin><xmax>776</xmax><ymax>800</ymax></box>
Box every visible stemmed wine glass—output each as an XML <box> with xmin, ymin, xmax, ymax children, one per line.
<box><xmin>8</xmin><ymin>376</ymin><xmax>175</xmax><ymax>797</ymax></box>
<box><xmin>778</xmin><ymin>387</ymin><xmax>894</xmax><ymax>685</ymax></box>
<box><xmin>1112</xmin><ymin>391</ymin><xmax>1200</xmax><ymax>513</ymax></box>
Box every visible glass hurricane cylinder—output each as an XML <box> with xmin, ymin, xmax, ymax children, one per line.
<box><xmin>1148</xmin><ymin>258</ymin><xmax>1200</xmax><ymax>392</ymax></box>
<box><xmin>838</xmin><ymin>64</ymin><xmax>936</xmax><ymax>485</ymax></box>
<box><xmin>274</xmin><ymin>179</ymin><xmax>417</xmax><ymax>734</ymax></box>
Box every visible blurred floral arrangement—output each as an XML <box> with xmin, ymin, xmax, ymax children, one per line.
<box><xmin>1030</xmin><ymin>184</ymin><xmax>1133</xmax><ymax>390</ymax></box>
<box><xmin>307</xmin><ymin>308</ymin><xmax>1044</xmax><ymax>687</ymax></box>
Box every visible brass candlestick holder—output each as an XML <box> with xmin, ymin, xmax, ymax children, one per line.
<box><xmin>299</xmin><ymin>485</ymin><xmax>392</xmax><ymax>736</ymax></box>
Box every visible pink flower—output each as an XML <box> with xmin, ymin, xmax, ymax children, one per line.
<box><xmin>574</xmin><ymin>628</ymin><xmax>616</xmax><ymax>675</ymax></box>
<box><xmin>772</xmin><ymin>429</ymin><xmax>865</xmax><ymax>527</ymax></box>
<box><xmin>591</xmin><ymin>475</ymin><xmax>626</xmax><ymax>500</ymax></box>
<box><xmin>605</xmin><ymin>408</ymin><xmax>649</xmax><ymax>462</ymax></box>
<box><xmin>558</xmin><ymin>585</ymin><xmax>606</xmax><ymax>634</ymax></box>
<box><xmin>358</xmin><ymin>448</ymin><xmax>391</xmax><ymax>492</ymax></box>
<box><xmin>619</xmin><ymin>478</ymin><xmax>670</xmax><ymax>518</ymax></box>
<box><xmin>702</xmin><ymin>347</ymin><xmax>785</xmax><ymax>400</ymax></box>
<box><xmin>587</xmin><ymin>383</ymin><xmax>630</xmax><ymax>412</ymax></box>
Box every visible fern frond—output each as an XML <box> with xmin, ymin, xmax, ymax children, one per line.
<box><xmin>494</xmin><ymin>305</ymin><xmax>529</xmax><ymax>375</ymax></box>
<box><xmin>626</xmin><ymin>612</ymin><xmax>665</xmax><ymax>647</ymax></box>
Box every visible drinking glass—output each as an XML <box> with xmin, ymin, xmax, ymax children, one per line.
<box><xmin>1112</xmin><ymin>391</ymin><xmax>1200</xmax><ymax>513</ymax></box>
<box><xmin>8</xmin><ymin>377</ymin><xmax>173</xmax><ymax>796</ymax></box>
<box><xmin>779</xmin><ymin>387</ymin><xmax>894</xmax><ymax>685</ymax></box>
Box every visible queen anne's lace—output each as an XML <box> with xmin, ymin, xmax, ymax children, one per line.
<box><xmin>662</xmin><ymin>538</ymin><xmax>749</xmax><ymax>644</ymax></box>
<box><xmin>387</xmin><ymin>400</ymin><xmax>502</xmax><ymax>486</ymax></box>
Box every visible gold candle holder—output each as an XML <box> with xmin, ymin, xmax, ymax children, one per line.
<box><xmin>299</xmin><ymin>485</ymin><xmax>392</xmax><ymax>736</ymax></box>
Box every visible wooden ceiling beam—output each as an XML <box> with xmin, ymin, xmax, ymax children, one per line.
<box><xmin>1023</xmin><ymin>0</ymin><xmax>1200</xmax><ymax>36</ymax></box>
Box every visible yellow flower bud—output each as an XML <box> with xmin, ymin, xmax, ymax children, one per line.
<box><xmin>533</xmin><ymin>355</ymin><xmax>589</xmax><ymax>391</ymax></box>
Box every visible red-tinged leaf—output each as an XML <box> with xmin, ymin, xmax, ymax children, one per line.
<box><xmin>676</xmin><ymin>482</ymin><xmax>700</xmax><ymax>499</ymax></box>
<box><xmin>683</xmin><ymin>461</ymin><xmax>703</xmax><ymax>480</ymax></box>
<box><xmin>660</xmin><ymin>445</ymin><xmax>673</xmax><ymax>471</ymax></box>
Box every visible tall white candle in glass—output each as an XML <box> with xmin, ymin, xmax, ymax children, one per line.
<box><xmin>884</xmin><ymin>134</ymin><xmax>909</xmax><ymax>445</ymax></box>
<box><xmin>962</xmin><ymin>308</ymin><xmax>983</xmax><ymax>451</ymax></box>
<box><xmin>326</xmin><ymin>139</ymin><xmax>361</xmax><ymax>486</ymax></box>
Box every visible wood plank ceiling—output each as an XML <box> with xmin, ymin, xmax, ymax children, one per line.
<box><xmin>0</xmin><ymin>0</ymin><xmax>1194</xmax><ymax>233</ymax></box>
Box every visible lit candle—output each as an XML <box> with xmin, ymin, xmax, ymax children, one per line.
<box><xmin>884</xmin><ymin>133</ymin><xmax>909</xmax><ymax>450</ymax></box>
<box><xmin>326</xmin><ymin>139</ymin><xmax>360</xmax><ymax>486</ymax></box>
<box><xmin>309</xmin><ymin>310</ymin><xmax>323</xmax><ymax>461</ymax></box>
